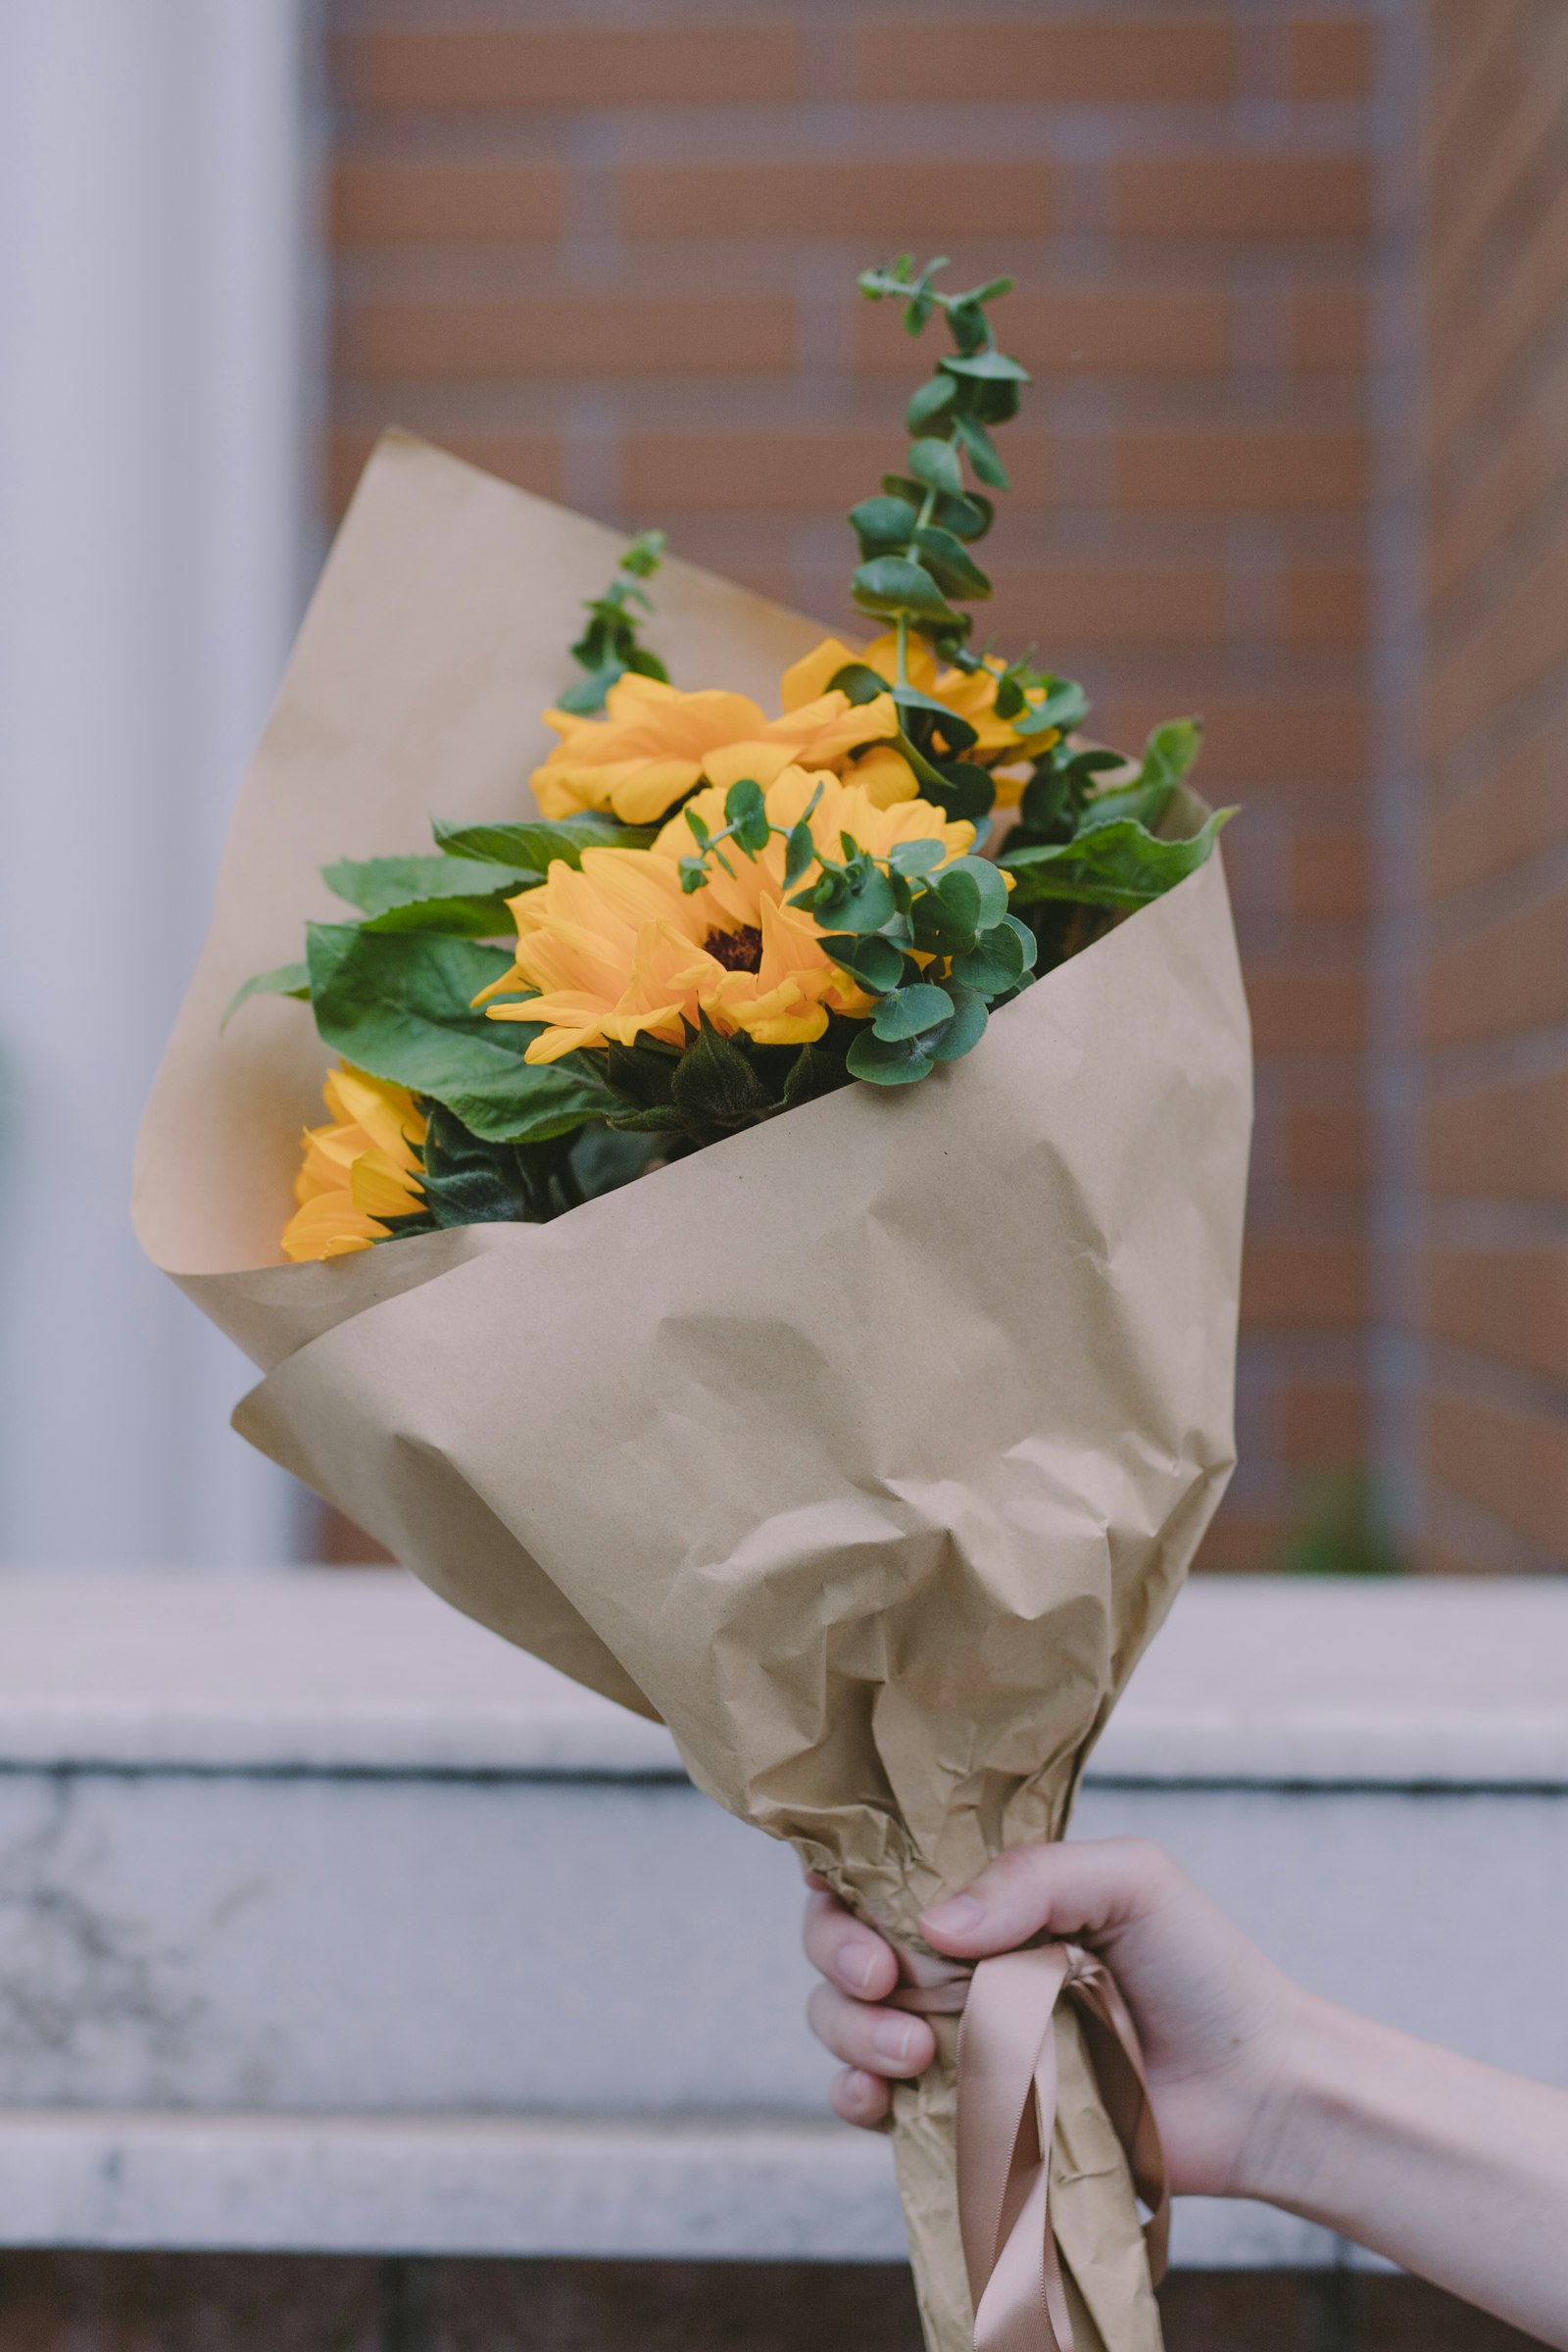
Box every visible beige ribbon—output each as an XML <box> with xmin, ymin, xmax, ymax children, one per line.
<box><xmin>896</xmin><ymin>1942</ymin><xmax>1169</xmax><ymax>2352</ymax></box>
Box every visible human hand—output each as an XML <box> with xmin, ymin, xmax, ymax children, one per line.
<box><xmin>803</xmin><ymin>1836</ymin><xmax>1302</xmax><ymax>2199</ymax></box>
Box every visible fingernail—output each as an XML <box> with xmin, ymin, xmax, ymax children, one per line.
<box><xmin>921</xmin><ymin>1892</ymin><xmax>984</xmax><ymax>1936</ymax></box>
<box><xmin>875</xmin><ymin>2018</ymin><xmax>918</xmax><ymax>2065</ymax></box>
<box><xmin>839</xmin><ymin>1940</ymin><xmax>882</xmax><ymax>1994</ymax></box>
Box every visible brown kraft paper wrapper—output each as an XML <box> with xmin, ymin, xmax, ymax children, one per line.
<box><xmin>135</xmin><ymin>435</ymin><xmax>1252</xmax><ymax>2352</ymax></box>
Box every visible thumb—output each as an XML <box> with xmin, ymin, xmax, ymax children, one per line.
<box><xmin>919</xmin><ymin>1837</ymin><xmax>1172</xmax><ymax>1958</ymax></box>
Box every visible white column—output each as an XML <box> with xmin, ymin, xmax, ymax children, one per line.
<box><xmin>0</xmin><ymin>2</ymin><xmax>318</xmax><ymax>1563</ymax></box>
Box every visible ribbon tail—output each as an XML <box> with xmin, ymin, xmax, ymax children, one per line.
<box><xmin>955</xmin><ymin>1942</ymin><xmax>1170</xmax><ymax>2352</ymax></box>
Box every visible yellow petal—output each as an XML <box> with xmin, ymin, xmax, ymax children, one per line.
<box><xmin>848</xmin><ymin>743</ymin><xmax>920</xmax><ymax>807</ymax></box>
<box><xmin>350</xmin><ymin>1147</ymin><xmax>424</xmax><ymax>1221</ymax></box>
<box><xmin>779</xmin><ymin>637</ymin><xmax>862</xmax><ymax>711</ymax></box>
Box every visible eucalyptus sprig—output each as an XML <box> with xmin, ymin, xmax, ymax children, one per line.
<box><xmin>851</xmin><ymin>255</ymin><xmax>1027</xmax><ymax>674</ymax></box>
<box><xmin>556</xmin><ymin>529</ymin><xmax>668</xmax><ymax>715</ymax></box>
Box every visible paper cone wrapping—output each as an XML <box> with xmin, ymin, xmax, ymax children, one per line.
<box><xmin>136</xmin><ymin>435</ymin><xmax>1252</xmax><ymax>2352</ymax></box>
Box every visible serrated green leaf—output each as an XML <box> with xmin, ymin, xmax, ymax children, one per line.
<box><xmin>1001</xmin><ymin>807</ymin><xmax>1236</xmax><ymax>911</ymax></box>
<box><xmin>306</xmin><ymin>924</ymin><xmax>610</xmax><ymax>1143</ymax></box>
<box><xmin>323</xmin><ymin>854</ymin><xmax>533</xmax><ymax>919</ymax></box>
<box><xmin>221</xmin><ymin>961</ymin><xmax>310</xmax><ymax>1029</ymax></box>
<box><xmin>431</xmin><ymin>816</ymin><xmax>655</xmax><ymax>869</ymax></box>
<box><xmin>359</xmin><ymin>894</ymin><xmax>519</xmax><ymax>938</ymax></box>
<box><xmin>1077</xmin><ymin>722</ymin><xmax>1202</xmax><ymax>838</ymax></box>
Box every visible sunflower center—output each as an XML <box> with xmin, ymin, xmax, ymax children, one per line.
<box><xmin>704</xmin><ymin>924</ymin><xmax>763</xmax><ymax>974</ymax></box>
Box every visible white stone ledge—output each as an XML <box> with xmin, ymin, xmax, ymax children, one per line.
<box><xmin>0</xmin><ymin>2107</ymin><xmax>1385</xmax><ymax>2273</ymax></box>
<box><xmin>2</xmin><ymin>1571</ymin><xmax>1565</xmax><ymax>1788</ymax></box>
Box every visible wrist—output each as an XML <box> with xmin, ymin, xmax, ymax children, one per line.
<box><xmin>1234</xmin><ymin>1988</ymin><xmax>1365</xmax><ymax>2215</ymax></box>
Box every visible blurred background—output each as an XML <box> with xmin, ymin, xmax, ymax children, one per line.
<box><xmin>3</xmin><ymin>0</ymin><xmax>1560</xmax><ymax>1584</ymax></box>
<box><xmin>0</xmin><ymin>12</ymin><xmax>1564</xmax><ymax>2351</ymax></box>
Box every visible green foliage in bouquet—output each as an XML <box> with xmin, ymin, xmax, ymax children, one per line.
<box><xmin>227</xmin><ymin>256</ymin><xmax>1235</xmax><ymax>1259</ymax></box>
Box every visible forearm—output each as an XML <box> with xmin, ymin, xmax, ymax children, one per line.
<box><xmin>1247</xmin><ymin>1994</ymin><xmax>1568</xmax><ymax>2349</ymax></box>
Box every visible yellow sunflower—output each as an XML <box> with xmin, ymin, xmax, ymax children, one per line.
<box><xmin>280</xmin><ymin>1064</ymin><xmax>426</xmax><ymax>1261</ymax></box>
<box><xmin>482</xmin><ymin>766</ymin><xmax>971</xmax><ymax>1064</ymax></box>
<box><xmin>529</xmin><ymin>671</ymin><xmax>904</xmax><ymax>827</ymax></box>
<box><xmin>780</xmin><ymin>634</ymin><xmax>1057</xmax><ymax>808</ymax></box>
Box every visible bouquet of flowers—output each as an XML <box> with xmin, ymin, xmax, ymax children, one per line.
<box><xmin>137</xmin><ymin>259</ymin><xmax>1251</xmax><ymax>2352</ymax></box>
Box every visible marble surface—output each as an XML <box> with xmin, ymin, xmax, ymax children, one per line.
<box><xmin>0</xmin><ymin>1566</ymin><xmax>1561</xmax><ymax>2272</ymax></box>
<box><xmin>1</xmin><ymin>1568</ymin><xmax>1564</xmax><ymax>1784</ymax></box>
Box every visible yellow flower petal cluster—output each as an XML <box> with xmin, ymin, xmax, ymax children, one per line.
<box><xmin>530</xmin><ymin>671</ymin><xmax>905</xmax><ymax>827</ymax></box>
<box><xmin>781</xmin><ymin>633</ymin><xmax>1057</xmax><ymax>808</ymax></box>
<box><xmin>281</xmin><ymin>1065</ymin><xmax>426</xmax><ymax>1262</ymax></box>
<box><xmin>482</xmin><ymin>766</ymin><xmax>973</xmax><ymax>1065</ymax></box>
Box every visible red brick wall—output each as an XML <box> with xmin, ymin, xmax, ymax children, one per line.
<box><xmin>324</xmin><ymin>2</ymin><xmax>1389</xmax><ymax>1571</ymax></box>
<box><xmin>1420</xmin><ymin>0</ymin><xmax>1568</xmax><ymax>1574</ymax></box>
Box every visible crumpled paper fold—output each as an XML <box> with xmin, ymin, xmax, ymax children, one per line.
<box><xmin>135</xmin><ymin>433</ymin><xmax>1252</xmax><ymax>2352</ymax></box>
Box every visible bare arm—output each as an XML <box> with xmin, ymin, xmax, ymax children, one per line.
<box><xmin>804</xmin><ymin>1838</ymin><xmax>1568</xmax><ymax>2349</ymax></box>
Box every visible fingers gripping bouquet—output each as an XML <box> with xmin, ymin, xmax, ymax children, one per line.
<box><xmin>137</xmin><ymin>260</ymin><xmax>1250</xmax><ymax>2352</ymax></box>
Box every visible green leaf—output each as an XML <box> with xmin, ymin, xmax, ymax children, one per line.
<box><xmin>872</xmin><ymin>983</ymin><xmax>955</xmax><ymax>1042</ymax></box>
<box><xmin>907</xmin><ymin>437</ymin><xmax>965</xmax><ymax>496</ymax></box>
<box><xmin>848</xmin><ymin>494</ymin><xmax>919</xmax><ymax>554</ymax></box>
<box><xmin>1076</xmin><ymin>721</ymin><xmax>1203</xmax><ymax>839</ymax></box>
<box><xmin>912</xmin><ymin>525</ymin><xmax>992</xmax><ymax>600</ymax></box>
<box><xmin>323</xmin><ymin>854</ymin><xmax>533</xmax><ymax>919</ymax></box>
<box><xmin>823</xmin><ymin>859</ymin><xmax>899</xmax><ymax>935</ymax></box>
<box><xmin>431</xmin><ymin>816</ymin><xmax>655</xmax><ymax>869</ymax></box>
<box><xmin>306</xmin><ymin>924</ymin><xmax>611</xmax><ymax>1143</ymax></box>
<box><xmin>887</xmin><ymin>837</ymin><xmax>949</xmax><ymax>879</ymax></box>
<box><xmin>939</xmin><ymin>854</ymin><xmax>1009</xmax><ymax>927</ymax></box>
<box><xmin>783</xmin><ymin>819</ymin><xmax>818</xmax><ymax>891</ymax></box>
<box><xmin>820</xmin><ymin>931</ymin><xmax>906</xmax><ymax>994</ymax></box>
<box><xmin>221</xmin><ymin>960</ymin><xmax>310</xmax><ymax>1029</ymax></box>
<box><xmin>826</xmin><ymin>661</ymin><xmax>893</xmax><ymax>708</ymax></box>
<box><xmin>881</xmin><ymin>478</ymin><xmax>993</xmax><ymax>543</ymax></box>
<box><xmin>724</xmin><ymin>777</ymin><xmax>771</xmax><ymax>854</ymax></box>
<box><xmin>926</xmin><ymin>982</ymin><xmax>989</xmax><ymax>1062</ymax></box>
<box><xmin>914</xmin><ymin>759</ymin><xmax>995</xmax><ymax>826</ymax></box>
<box><xmin>906</xmin><ymin>376</ymin><xmax>956</xmax><ymax>430</ymax></box>
<box><xmin>951</xmin><ymin>921</ymin><xmax>1028</xmax><ymax>996</ymax></box>
<box><xmin>846</xmin><ymin>1028</ymin><xmax>934</xmax><ymax>1086</ymax></box>
<box><xmin>889</xmin><ymin>687</ymin><xmax>979</xmax><ymax>755</ymax></box>
<box><xmin>852</xmin><ymin>555</ymin><xmax>956</xmax><ymax>625</ymax></box>
<box><xmin>669</xmin><ymin>1014</ymin><xmax>773</xmax><ymax>1125</ymax></box>
<box><xmin>603</xmin><ymin>1038</ymin><xmax>680</xmax><ymax>1110</ymax></box>
<box><xmin>954</xmin><ymin>415</ymin><xmax>1009</xmax><ymax>490</ymax></box>
<box><xmin>359</xmin><ymin>894</ymin><xmax>520</xmax><ymax>938</ymax></box>
<box><xmin>940</xmin><ymin>350</ymin><xmax>1031</xmax><ymax>384</ymax></box>
<box><xmin>1001</xmin><ymin>807</ymin><xmax>1236</xmax><ymax>912</ymax></box>
<box><xmin>780</xmin><ymin>1040</ymin><xmax>852</xmax><ymax>1112</ymax></box>
<box><xmin>956</xmin><ymin>273</ymin><xmax>1014</xmax><ymax>306</ymax></box>
<box><xmin>1013</xmin><ymin>675</ymin><xmax>1090</xmax><ymax>739</ymax></box>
